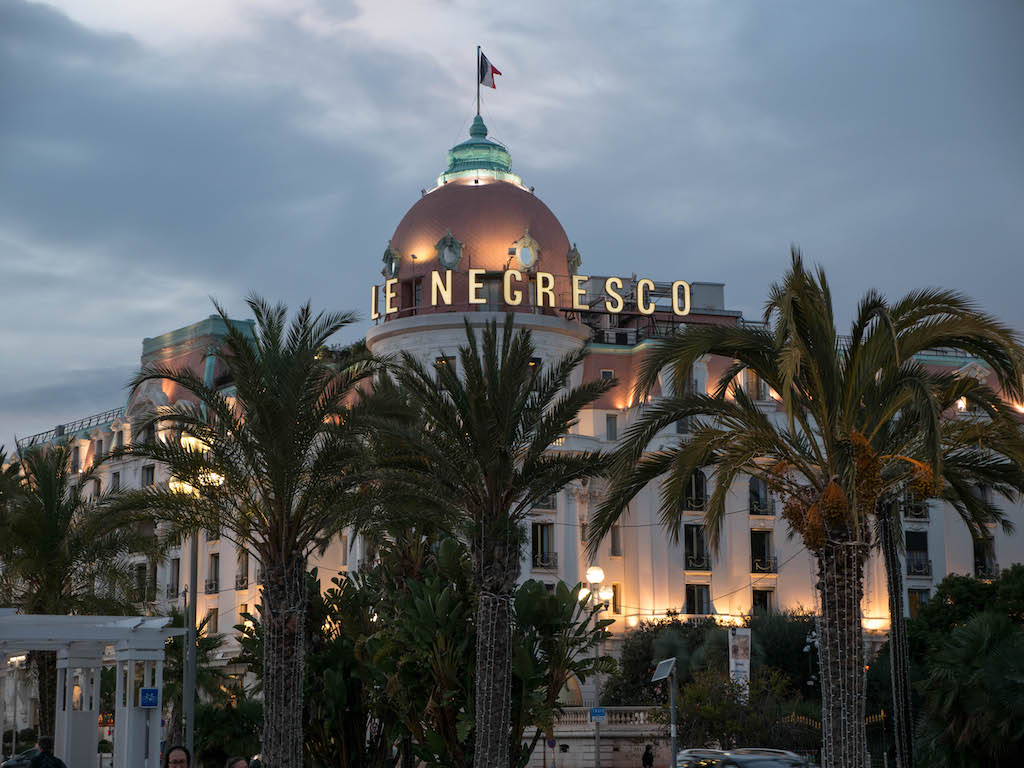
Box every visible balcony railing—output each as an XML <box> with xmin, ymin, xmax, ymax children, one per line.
<box><xmin>235</xmin><ymin>574</ymin><xmax>249</xmax><ymax>590</ymax></box>
<box><xmin>906</xmin><ymin>553</ymin><xmax>932</xmax><ymax>577</ymax></box>
<box><xmin>974</xmin><ymin>562</ymin><xmax>1000</xmax><ymax>580</ymax></box>
<box><xmin>166</xmin><ymin>584</ymin><xmax>180</xmax><ymax>599</ymax></box>
<box><xmin>532</xmin><ymin>551</ymin><xmax>559</xmax><ymax>570</ymax></box>
<box><xmin>752</xmin><ymin>555</ymin><xmax>778</xmax><ymax>574</ymax></box>
<box><xmin>205</xmin><ymin>578</ymin><xmax>219</xmax><ymax>594</ymax></box>
<box><xmin>684</xmin><ymin>495</ymin><xmax>708</xmax><ymax>511</ymax></box>
<box><xmin>902</xmin><ymin>500</ymin><xmax>929</xmax><ymax>520</ymax></box>
<box><xmin>685</xmin><ymin>554</ymin><xmax>711</xmax><ymax>571</ymax></box>
<box><xmin>750</xmin><ymin>497</ymin><xmax>776</xmax><ymax>516</ymax></box>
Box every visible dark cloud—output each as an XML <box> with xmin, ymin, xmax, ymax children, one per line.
<box><xmin>2</xmin><ymin>0</ymin><xmax>1023</xmax><ymax>441</ymax></box>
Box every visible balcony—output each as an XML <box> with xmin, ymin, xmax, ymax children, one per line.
<box><xmin>906</xmin><ymin>553</ymin><xmax>932</xmax><ymax>578</ymax></box>
<box><xmin>974</xmin><ymin>562</ymin><xmax>1000</xmax><ymax>580</ymax></box>
<box><xmin>204</xmin><ymin>578</ymin><xmax>219</xmax><ymax>594</ymax></box>
<box><xmin>166</xmin><ymin>584</ymin><xmax>180</xmax><ymax>600</ymax></box>
<box><xmin>902</xmin><ymin>500</ymin><xmax>928</xmax><ymax>520</ymax></box>
<box><xmin>685</xmin><ymin>554</ymin><xmax>711</xmax><ymax>571</ymax></box>
<box><xmin>532</xmin><ymin>551</ymin><xmax>559</xmax><ymax>570</ymax></box>
<box><xmin>684</xmin><ymin>495</ymin><xmax>708</xmax><ymax>512</ymax></box>
<box><xmin>751</xmin><ymin>555</ymin><xmax>779</xmax><ymax>574</ymax></box>
<box><xmin>750</xmin><ymin>497</ymin><xmax>776</xmax><ymax>516</ymax></box>
<box><xmin>235</xmin><ymin>574</ymin><xmax>249</xmax><ymax>590</ymax></box>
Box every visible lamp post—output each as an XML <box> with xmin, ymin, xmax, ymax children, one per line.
<box><xmin>585</xmin><ymin>566</ymin><xmax>612</xmax><ymax>768</ymax></box>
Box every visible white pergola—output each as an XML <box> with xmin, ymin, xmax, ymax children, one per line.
<box><xmin>0</xmin><ymin>609</ymin><xmax>184</xmax><ymax>768</ymax></box>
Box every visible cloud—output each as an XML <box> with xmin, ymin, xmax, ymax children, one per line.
<box><xmin>2</xmin><ymin>0</ymin><xmax>1024</xmax><ymax>441</ymax></box>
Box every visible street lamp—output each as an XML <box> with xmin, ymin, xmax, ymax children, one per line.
<box><xmin>585</xmin><ymin>566</ymin><xmax>610</xmax><ymax>768</ymax></box>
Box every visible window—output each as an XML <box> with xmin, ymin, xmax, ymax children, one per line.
<box><xmin>206</xmin><ymin>553</ymin><xmax>220</xmax><ymax>593</ymax></box>
<box><xmin>435</xmin><ymin>356</ymin><xmax>456</xmax><ymax>371</ymax></box>
<box><xmin>484</xmin><ymin>277</ymin><xmax>502</xmax><ymax>310</ymax></box>
<box><xmin>236</xmin><ymin>550</ymin><xmax>249</xmax><ymax>589</ymax></box>
<box><xmin>169</xmin><ymin>558</ymin><xmax>180</xmax><ymax>594</ymax></box>
<box><xmin>600</xmin><ymin>369</ymin><xmax>615</xmax><ymax>381</ymax></box>
<box><xmin>535</xmin><ymin>493</ymin><xmax>555</xmax><ymax>510</ymax></box>
<box><xmin>685</xmin><ymin>470</ymin><xmax>707</xmax><ymax>510</ymax></box>
<box><xmin>580</xmin><ymin>520</ymin><xmax>588</xmax><ymax>545</ymax></box>
<box><xmin>94</xmin><ymin>439</ymin><xmax>104</xmax><ymax>459</ymax></box>
<box><xmin>111</xmin><ymin>472</ymin><xmax>121</xmax><ymax>492</ymax></box>
<box><xmin>71</xmin><ymin>446</ymin><xmax>81</xmax><ymax>474</ymax></box>
<box><xmin>132</xmin><ymin>563</ymin><xmax>147</xmax><ymax>602</ymax></box>
<box><xmin>752</xmin><ymin>589</ymin><xmax>773</xmax><ymax>613</ymax></box>
<box><xmin>606</xmin><ymin>414</ymin><xmax>618</xmax><ymax>442</ymax></box>
<box><xmin>115</xmin><ymin>430</ymin><xmax>124</xmax><ymax>450</ymax></box>
<box><xmin>204</xmin><ymin>608</ymin><xmax>219</xmax><ymax>635</ymax></box>
<box><xmin>905</xmin><ymin>531</ymin><xmax>930</xmax><ymax>577</ymax></box>
<box><xmin>685</xmin><ymin>584</ymin><xmax>711</xmax><ymax>615</ymax></box>
<box><xmin>908</xmin><ymin>588</ymin><xmax>930</xmax><ymax>618</ymax></box>
<box><xmin>749</xmin><ymin>476</ymin><xmax>773</xmax><ymax>515</ymax></box>
<box><xmin>531</xmin><ymin>522</ymin><xmax>556</xmax><ymax>569</ymax></box>
<box><xmin>684</xmin><ymin>524</ymin><xmax>709</xmax><ymax>570</ymax></box>
<box><xmin>144</xmin><ymin>424</ymin><xmax>157</xmax><ymax>443</ymax></box>
<box><xmin>142</xmin><ymin>465</ymin><xmax>155</xmax><ymax>486</ymax></box>
<box><xmin>744</xmin><ymin>369</ymin><xmax>767</xmax><ymax>400</ymax></box>
<box><xmin>206</xmin><ymin>526</ymin><xmax>220</xmax><ymax>541</ymax></box>
<box><xmin>340</xmin><ymin>535</ymin><xmax>349</xmax><ymax>567</ymax></box>
<box><xmin>973</xmin><ymin>536</ymin><xmax>998</xmax><ymax>579</ymax></box>
<box><xmin>675</xmin><ymin>416</ymin><xmax>691</xmax><ymax>435</ymax></box>
<box><xmin>413</xmin><ymin>279</ymin><xmax>423</xmax><ymax>307</ymax></box>
<box><xmin>239</xmin><ymin>603</ymin><xmax>249</xmax><ymax>625</ymax></box>
<box><xmin>610</xmin><ymin>523</ymin><xmax>622</xmax><ymax>557</ymax></box>
<box><xmin>751</xmin><ymin>530</ymin><xmax>775</xmax><ymax>573</ymax></box>
<box><xmin>611</xmin><ymin>583</ymin><xmax>621</xmax><ymax>614</ymax></box>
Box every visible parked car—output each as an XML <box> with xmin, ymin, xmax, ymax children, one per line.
<box><xmin>677</xmin><ymin>747</ymin><xmax>809</xmax><ymax>767</ymax></box>
<box><xmin>1</xmin><ymin>747</ymin><xmax>40</xmax><ymax>768</ymax></box>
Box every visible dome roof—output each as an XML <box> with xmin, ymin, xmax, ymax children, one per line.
<box><xmin>387</xmin><ymin>178</ymin><xmax>573</xmax><ymax>278</ymax></box>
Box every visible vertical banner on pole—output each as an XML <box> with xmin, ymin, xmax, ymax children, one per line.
<box><xmin>729</xmin><ymin>627</ymin><xmax>752</xmax><ymax>697</ymax></box>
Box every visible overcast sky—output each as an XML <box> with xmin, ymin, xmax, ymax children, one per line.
<box><xmin>2</xmin><ymin>0</ymin><xmax>1023</xmax><ymax>442</ymax></box>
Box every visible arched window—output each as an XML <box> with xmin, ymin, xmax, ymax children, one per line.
<box><xmin>685</xmin><ymin>470</ymin><xmax>707</xmax><ymax>510</ymax></box>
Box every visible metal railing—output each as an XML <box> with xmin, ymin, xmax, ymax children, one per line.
<box><xmin>974</xmin><ymin>562</ymin><xmax>1000</xmax><ymax>580</ymax></box>
<box><xmin>684</xmin><ymin>495</ymin><xmax>708</xmax><ymax>511</ymax></box>
<box><xmin>902</xmin><ymin>500</ymin><xmax>929</xmax><ymax>520</ymax></box>
<box><xmin>685</xmin><ymin>554</ymin><xmax>711</xmax><ymax>571</ymax></box>
<box><xmin>17</xmin><ymin>406</ymin><xmax>126</xmax><ymax>449</ymax></box>
<box><xmin>532</xmin><ymin>552</ymin><xmax>559</xmax><ymax>569</ymax></box>
<box><xmin>205</xmin><ymin>578</ymin><xmax>219</xmax><ymax>594</ymax></box>
<box><xmin>906</xmin><ymin>553</ymin><xmax>932</xmax><ymax>577</ymax></box>
<box><xmin>752</xmin><ymin>555</ymin><xmax>779</xmax><ymax>574</ymax></box>
<box><xmin>235</xmin><ymin>574</ymin><xmax>249</xmax><ymax>590</ymax></box>
<box><xmin>750</xmin><ymin>497</ymin><xmax>776</xmax><ymax>516</ymax></box>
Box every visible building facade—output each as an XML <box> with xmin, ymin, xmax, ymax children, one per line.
<box><xmin>4</xmin><ymin>116</ymin><xmax>1022</xmax><ymax>735</ymax></box>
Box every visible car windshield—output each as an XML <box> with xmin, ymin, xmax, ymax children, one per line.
<box><xmin>736</xmin><ymin>759</ymin><xmax>804</xmax><ymax>767</ymax></box>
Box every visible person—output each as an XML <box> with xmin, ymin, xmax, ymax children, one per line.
<box><xmin>642</xmin><ymin>744</ymin><xmax>655</xmax><ymax>768</ymax></box>
<box><xmin>29</xmin><ymin>737</ymin><xmax>67</xmax><ymax>768</ymax></box>
<box><xmin>225</xmin><ymin>757</ymin><xmax>248</xmax><ymax>768</ymax></box>
<box><xmin>163</xmin><ymin>745</ymin><xmax>191</xmax><ymax>768</ymax></box>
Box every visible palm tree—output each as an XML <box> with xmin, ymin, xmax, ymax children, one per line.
<box><xmin>108</xmin><ymin>297</ymin><xmax>374</xmax><ymax>768</ymax></box>
<box><xmin>0</xmin><ymin>440</ymin><xmax>158</xmax><ymax>737</ymax></box>
<box><xmin>361</xmin><ymin>315</ymin><xmax>612</xmax><ymax>768</ymax></box>
<box><xmin>589</xmin><ymin>252</ymin><xmax>1024</xmax><ymax>768</ymax></box>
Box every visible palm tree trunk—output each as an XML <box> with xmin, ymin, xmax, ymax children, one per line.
<box><xmin>30</xmin><ymin>650</ymin><xmax>57</xmax><ymax>738</ymax></box>
<box><xmin>474</xmin><ymin>590</ymin><xmax>513</xmax><ymax>768</ymax></box>
<box><xmin>878</xmin><ymin>507</ymin><xmax>913</xmax><ymax>768</ymax></box>
<box><xmin>261</xmin><ymin>558</ymin><xmax>308</xmax><ymax>768</ymax></box>
<box><xmin>166</xmin><ymin>698</ymin><xmax>183</xmax><ymax>746</ymax></box>
<box><xmin>816</xmin><ymin>537</ymin><xmax>868</xmax><ymax>768</ymax></box>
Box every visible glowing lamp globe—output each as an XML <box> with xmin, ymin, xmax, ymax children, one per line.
<box><xmin>585</xmin><ymin>566</ymin><xmax>605</xmax><ymax>585</ymax></box>
<box><xmin>598</xmin><ymin>585</ymin><xmax>614</xmax><ymax>602</ymax></box>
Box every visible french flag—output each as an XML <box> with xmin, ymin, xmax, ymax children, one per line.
<box><xmin>479</xmin><ymin>51</ymin><xmax>501</xmax><ymax>89</ymax></box>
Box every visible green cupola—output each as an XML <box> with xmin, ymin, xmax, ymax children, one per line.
<box><xmin>436</xmin><ymin>115</ymin><xmax>525</xmax><ymax>188</ymax></box>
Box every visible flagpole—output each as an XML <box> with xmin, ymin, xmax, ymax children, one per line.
<box><xmin>476</xmin><ymin>45</ymin><xmax>481</xmax><ymax>116</ymax></box>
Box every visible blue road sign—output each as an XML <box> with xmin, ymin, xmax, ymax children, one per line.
<box><xmin>547</xmin><ymin>738</ymin><xmax>556</xmax><ymax>749</ymax></box>
<box><xmin>590</xmin><ymin>707</ymin><xmax>606</xmax><ymax>723</ymax></box>
<box><xmin>139</xmin><ymin>688</ymin><xmax>159</xmax><ymax>708</ymax></box>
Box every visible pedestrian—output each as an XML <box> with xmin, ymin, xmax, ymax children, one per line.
<box><xmin>225</xmin><ymin>757</ymin><xmax>248</xmax><ymax>768</ymax></box>
<box><xmin>163</xmin><ymin>745</ymin><xmax>191</xmax><ymax>768</ymax></box>
<box><xmin>29</xmin><ymin>736</ymin><xmax>67</xmax><ymax>768</ymax></box>
<box><xmin>642</xmin><ymin>744</ymin><xmax>655</xmax><ymax>768</ymax></box>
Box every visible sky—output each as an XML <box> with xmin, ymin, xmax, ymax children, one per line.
<box><xmin>1</xmin><ymin>0</ymin><xmax>1023</xmax><ymax>442</ymax></box>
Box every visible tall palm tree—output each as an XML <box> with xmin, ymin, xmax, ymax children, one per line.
<box><xmin>0</xmin><ymin>440</ymin><xmax>158</xmax><ymax>737</ymax></box>
<box><xmin>109</xmin><ymin>297</ymin><xmax>374</xmax><ymax>768</ymax></box>
<box><xmin>589</xmin><ymin>252</ymin><xmax>1023</xmax><ymax>768</ymax></box>
<box><xmin>361</xmin><ymin>315</ymin><xmax>612</xmax><ymax>768</ymax></box>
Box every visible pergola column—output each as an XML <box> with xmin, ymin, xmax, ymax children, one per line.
<box><xmin>55</xmin><ymin>642</ymin><xmax>105</xmax><ymax>763</ymax></box>
<box><xmin>113</xmin><ymin>641</ymin><xmax>165</xmax><ymax>768</ymax></box>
